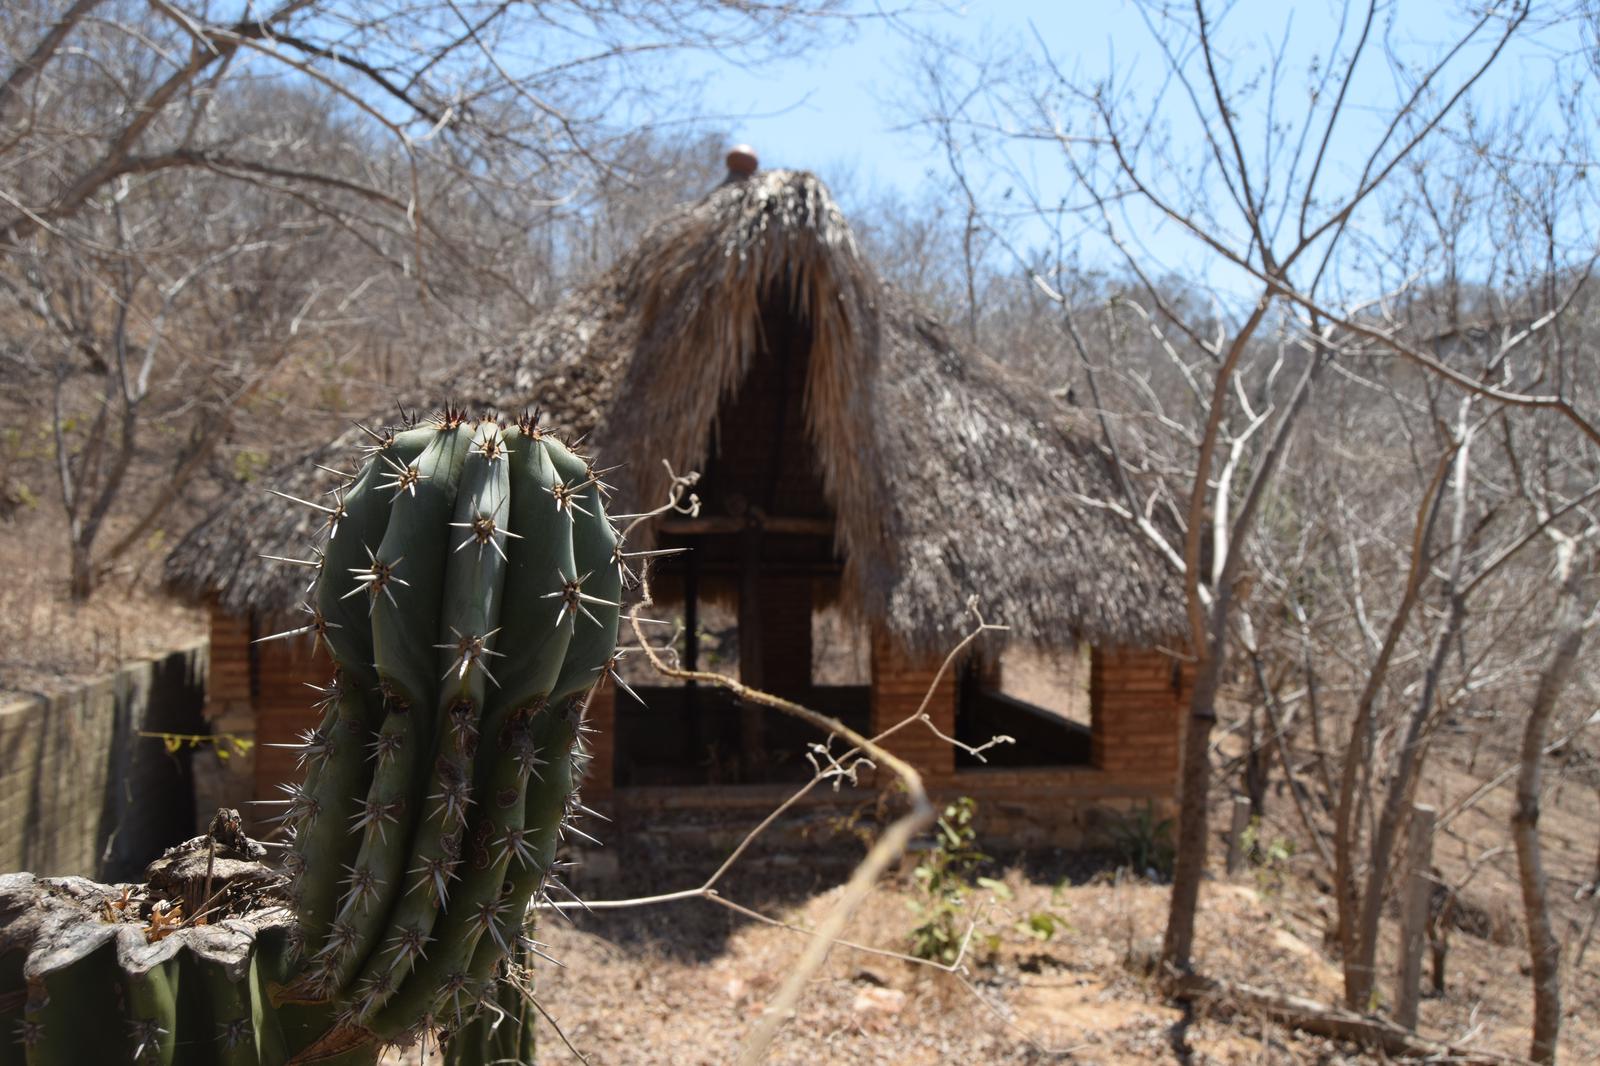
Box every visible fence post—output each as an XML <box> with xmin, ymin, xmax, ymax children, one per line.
<box><xmin>1395</xmin><ymin>803</ymin><xmax>1436</xmax><ymax>1029</ymax></box>
<box><xmin>1225</xmin><ymin>795</ymin><xmax>1252</xmax><ymax>875</ymax></box>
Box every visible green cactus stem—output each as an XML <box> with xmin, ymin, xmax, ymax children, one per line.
<box><xmin>0</xmin><ymin>408</ymin><xmax>621</xmax><ymax>1065</ymax></box>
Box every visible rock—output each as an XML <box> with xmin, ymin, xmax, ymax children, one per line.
<box><xmin>851</xmin><ymin>986</ymin><xmax>906</xmax><ymax>1019</ymax></box>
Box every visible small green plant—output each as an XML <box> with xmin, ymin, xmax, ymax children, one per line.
<box><xmin>1014</xmin><ymin>908</ymin><xmax>1067</xmax><ymax>943</ymax></box>
<box><xmin>0</xmin><ymin>425</ymin><xmax>41</xmax><ymax>518</ymax></box>
<box><xmin>908</xmin><ymin>797</ymin><xmax>989</xmax><ymax>963</ymax></box>
<box><xmin>1110</xmin><ymin>803</ymin><xmax>1175</xmax><ymax>879</ymax></box>
<box><xmin>232</xmin><ymin>447</ymin><xmax>270</xmax><ymax>483</ymax></box>
<box><xmin>1240</xmin><ymin>819</ymin><xmax>1297</xmax><ymax>894</ymax></box>
<box><xmin>907</xmin><ymin>799</ymin><xmax>1069</xmax><ymax>962</ymax></box>
<box><xmin>971</xmin><ymin>876</ymin><xmax>1070</xmax><ymax>946</ymax></box>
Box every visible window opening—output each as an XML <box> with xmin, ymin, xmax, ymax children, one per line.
<box><xmin>955</xmin><ymin>643</ymin><xmax>1095</xmax><ymax>769</ymax></box>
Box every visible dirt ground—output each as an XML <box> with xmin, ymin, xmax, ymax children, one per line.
<box><xmin>406</xmin><ymin>623</ymin><xmax>1600</xmax><ymax>1065</ymax></box>
<box><xmin>481</xmin><ymin>839</ymin><xmax>1595</xmax><ymax>1065</ymax></box>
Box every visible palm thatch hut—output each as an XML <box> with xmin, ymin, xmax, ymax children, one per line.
<box><xmin>166</xmin><ymin>158</ymin><xmax>1190</xmax><ymax>850</ymax></box>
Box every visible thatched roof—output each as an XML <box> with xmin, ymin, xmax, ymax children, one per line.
<box><xmin>166</xmin><ymin>170</ymin><xmax>1184</xmax><ymax>653</ymax></box>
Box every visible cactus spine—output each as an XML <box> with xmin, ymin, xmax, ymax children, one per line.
<box><xmin>0</xmin><ymin>408</ymin><xmax>620</xmax><ymax>1065</ymax></box>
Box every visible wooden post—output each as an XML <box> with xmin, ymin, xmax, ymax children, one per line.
<box><xmin>1395</xmin><ymin>803</ymin><xmax>1436</xmax><ymax>1029</ymax></box>
<box><xmin>1225</xmin><ymin>795</ymin><xmax>1252</xmax><ymax>875</ymax></box>
<box><xmin>737</xmin><ymin>518</ymin><xmax>765</xmax><ymax>775</ymax></box>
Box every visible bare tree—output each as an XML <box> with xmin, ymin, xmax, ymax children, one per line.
<box><xmin>908</xmin><ymin>3</ymin><xmax>1600</xmax><ymax>1019</ymax></box>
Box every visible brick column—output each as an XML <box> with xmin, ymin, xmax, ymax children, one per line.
<box><xmin>205</xmin><ymin>606</ymin><xmax>254</xmax><ymax>713</ymax></box>
<box><xmin>195</xmin><ymin>607</ymin><xmax>259</xmax><ymax>827</ymax></box>
<box><xmin>869</xmin><ymin>631</ymin><xmax>956</xmax><ymax>787</ymax></box>
<box><xmin>579</xmin><ymin>678</ymin><xmax>615</xmax><ymax>807</ymax></box>
<box><xmin>250</xmin><ymin>629</ymin><xmax>330</xmax><ymax>826</ymax></box>
<box><xmin>1089</xmin><ymin>646</ymin><xmax>1187</xmax><ymax>785</ymax></box>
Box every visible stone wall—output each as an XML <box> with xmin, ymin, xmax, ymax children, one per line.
<box><xmin>0</xmin><ymin>643</ymin><xmax>208</xmax><ymax>880</ymax></box>
<box><xmin>597</xmin><ymin>772</ymin><xmax>1176</xmax><ymax>881</ymax></box>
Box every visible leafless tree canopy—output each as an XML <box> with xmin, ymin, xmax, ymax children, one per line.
<box><xmin>0</xmin><ymin>0</ymin><xmax>840</xmax><ymax>598</ymax></box>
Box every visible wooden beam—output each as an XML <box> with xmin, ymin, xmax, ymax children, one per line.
<box><xmin>737</xmin><ymin>522</ymin><xmax>765</xmax><ymax>776</ymax></box>
<box><xmin>658</xmin><ymin>516</ymin><xmax>835</xmax><ymax>537</ymax></box>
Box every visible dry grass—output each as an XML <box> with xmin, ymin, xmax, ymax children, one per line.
<box><xmin>0</xmin><ymin>504</ymin><xmax>203</xmax><ymax>697</ymax></box>
<box><xmin>415</xmin><ymin>871</ymin><xmax>1416</xmax><ymax>1064</ymax></box>
<box><xmin>376</xmin><ymin>720</ymin><xmax>1599</xmax><ymax>1065</ymax></box>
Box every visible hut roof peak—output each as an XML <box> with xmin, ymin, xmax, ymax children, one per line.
<box><xmin>725</xmin><ymin>144</ymin><xmax>759</xmax><ymax>181</ymax></box>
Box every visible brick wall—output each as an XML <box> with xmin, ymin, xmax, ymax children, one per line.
<box><xmin>869</xmin><ymin>632</ymin><xmax>956</xmax><ymax>787</ymax></box>
<box><xmin>0</xmin><ymin>644</ymin><xmax>207</xmax><ymax>879</ymax></box>
<box><xmin>1090</xmin><ymin>646</ymin><xmax>1190</xmax><ymax>781</ymax></box>
<box><xmin>519</xmin><ymin>637</ymin><xmax>1194</xmax><ymax>859</ymax></box>
<box><xmin>203</xmin><ymin>607</ymin><xmax>337</xmax><ymax>834</ymax></box>
<box><xmin>212</xmin><ymin>600</ymin><xmax>1191</xmax><ymax>856</ymax></box>
<box><xmin>198</xmin><ymin>608</ymin><xmax>257</xmax><ymax>827</ymax></box>
<box><xmin>207</xmin><ymin>606</ymin><xmax>252</xmax><ymax>708</ymax></box>
<box><xmin>230</xmin><ymin>604</ymin><xmax>628</xmax><ymax>819</ymax></box>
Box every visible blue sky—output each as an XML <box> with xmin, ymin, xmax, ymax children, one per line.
<box><xmin>688</xmin><ymin>3</ymin><xmax>1132</xmax><ymax>197</ymax></box>
<box><xmin>675</xmin><ymin>1</ymin><xmax>1590</xmax><ymax>298</ymax></box>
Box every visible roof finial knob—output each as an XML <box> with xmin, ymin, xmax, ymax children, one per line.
<box><xmin>726</xmin><ymin>144</ymin><xmax>759</xmax><ymax>181</ymax></box>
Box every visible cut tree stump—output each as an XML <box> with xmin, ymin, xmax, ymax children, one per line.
<box><xmin>1225</xmin><ymin>796</ymin><xmax>1252</xmax><ymax>875</ymax></box>
<box><xmin>1395</xmin><ymin>803</ymin><xmax>1436</xmax><ymax>1029</ymax></box>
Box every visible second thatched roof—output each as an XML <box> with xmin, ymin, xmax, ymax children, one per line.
<box><xmin>166</xmin><ymin>169</ymin><xmax>1184</xmax><ymax>654</ymax></box>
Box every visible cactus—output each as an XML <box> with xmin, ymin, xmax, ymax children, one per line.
<box><xmin>0</xmin><ymin>408</ymin><xmax>619</xmax><ymax>1064</ymax></box>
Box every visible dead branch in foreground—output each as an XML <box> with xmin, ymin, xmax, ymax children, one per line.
<box><xmin>1168</xmin><ymin>973</ymin><xmax>1530</xmax><ymax>1064</ymax></box>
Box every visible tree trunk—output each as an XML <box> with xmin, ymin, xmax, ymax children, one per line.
<box><xmin>1333</xmin><ymin>451</ymin><xmax>1453</xmax><ymax>972</ymax></box>
<box><xmin>1162</xmin><ymin>654</ymin><xmax>1221</xmax><ymax>972</ymax></box>
<box><xmin>1587</xmin><ymin>782</ymin><xmax>1600</xmax><ymax>893</ymax></box>
<box><xmin>1244</xmin><ymin>702</ymin><xmax>1268</xmax><ymax>820</ymax></box>
<box><xmin>1592</xmin><ymin>798</ymin><xmax>1600</xmax><ymax>892</ymax></box>
<box><xmin>1429</xmin><ymin>888</ymin><xmax>1453</xmax><ymax>995</ymax></box>
<box><xmin>1346</xmin><ymin>595</ymin><xmax>1464</xmax><ymax>1010</ymax></box>
<box><xmin>69</xmin><ymin>539</ymin><xmax>95</xmax><ymax>601</ymax></box>
<box><xmin>1514</xmin><ymin>547</ymin><xmax>1589</xmax><ymax>1064</ymax></box>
